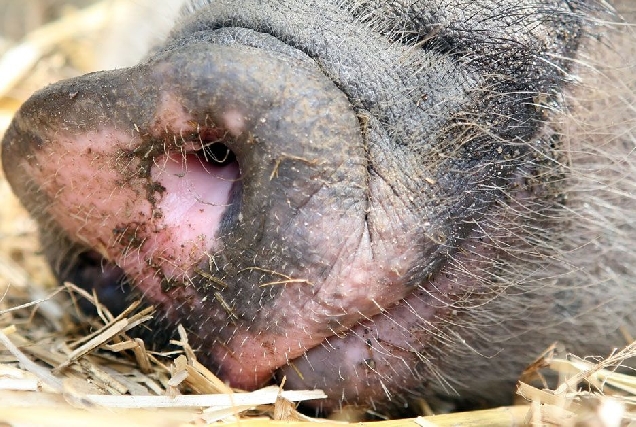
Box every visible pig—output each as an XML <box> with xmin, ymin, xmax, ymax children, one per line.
<box><xmin>2</xmin><ymin>0</ymin><xmax>636</xmax><ymax>417</ymax></box>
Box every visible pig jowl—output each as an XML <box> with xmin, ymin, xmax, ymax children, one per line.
<box><xmin>3</xmin><ymin>0</ymin><xmax>632</xmax><ymax>416</ymax></box>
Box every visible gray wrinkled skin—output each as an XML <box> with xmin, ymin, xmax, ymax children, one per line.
<box><xmin>2</xmin><ymin>0</ymin><xmax>636</xmax><ymax>417</ymax></box>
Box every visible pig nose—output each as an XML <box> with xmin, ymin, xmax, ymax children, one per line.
<box><xmin>1</xmin><ymin>41</ymin><xmax>366</xmax><ymax>316</ymax></box>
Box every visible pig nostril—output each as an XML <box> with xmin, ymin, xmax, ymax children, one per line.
<box><xmin>65</xmin><ymin>250</ymin><xmax>130</xmax><ymax>316</ymax></box>
<box><xmin>198</xmin><ymin>142</ymin><xmax>236</xmax><ymax>167</ymax></box>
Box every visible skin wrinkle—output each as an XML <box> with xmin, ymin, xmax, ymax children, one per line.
<box><xmin>176</xmin><ymin>0</ymin><xmax>471</xmax><ymax>142</ymax></box>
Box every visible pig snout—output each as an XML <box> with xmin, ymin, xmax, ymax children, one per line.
<box><xmin>3</xmin><ymin>0</ymin><xmax>636</xmax><ymax>417</ymax></box>
<box><xmin>2</xmin><ymin>40</ymin><xmax>375</xmax><ymax>385</ymax></box>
